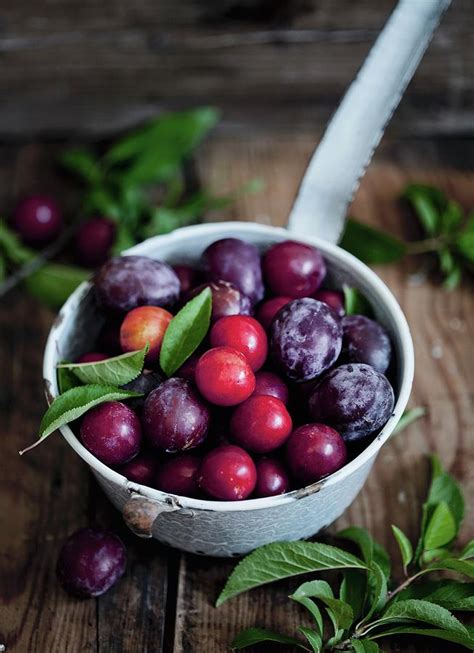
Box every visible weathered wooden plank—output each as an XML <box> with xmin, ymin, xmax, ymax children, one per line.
<box><xmin>0</xmin><ymin>0</ymin><xmax>472</xmax><ymax>138</ymax></box>
<box><xmin>171</xmin><ymin>138</ymin><xmax>474</xmax><ymax>653</ymax></box>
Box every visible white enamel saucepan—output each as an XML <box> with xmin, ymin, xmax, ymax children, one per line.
<box><xmin>43</xmin><ymin>0</ymin><xmax>449</xmax><ymax>556</ymax></box>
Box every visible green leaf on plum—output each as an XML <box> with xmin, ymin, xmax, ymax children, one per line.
<box><xmin>340</xmin><ymin>218</ymin><xmax>406</xmax><ymax>264</ymax></box>
<box><xmin>460</xmin><ymin>540</ymin><xmax>474</xmax><ymax>560</ymax></box>
<box><xmin>20</xmin><ymin>384</ymin><xmax>141</xmax><ymax>455</ymax></box>
<box><xmin>216</xmin><ymin>541</ymin><xmax>367</xmax><ymax>606</ymax></box>
<box><xmin>160</xmin><ymin>287</ymin><xmax>212</xmax><ymax>377</ymax></box>
<box><xmin>57</xmin><ymin>363</ymin><xmax>81</xmax><ymax>394</ymax></box>
<box><xmin>58</xmin><ymin>345</ymin><xmax>148</xmax><ymax>387</ymax></box>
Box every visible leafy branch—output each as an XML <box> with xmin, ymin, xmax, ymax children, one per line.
<box><xmin>340</xmin><ymin>184</ymin><xmax>474</xmax><ymax>290</ymax></box>
<box><xmin>218</xmin><ymin>455</ymin><xmax>474</xmax><ymax>652</ymax></box>
<box><xmin>0</xmin><ymin>108</ymin><xmax>262</xmax><ymax>308</ymax></box>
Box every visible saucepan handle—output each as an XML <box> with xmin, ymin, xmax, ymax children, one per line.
<box><xmin>287</xmin><ymin>0</ymin><xmax>451</xmax><ymax>244</ymax></box>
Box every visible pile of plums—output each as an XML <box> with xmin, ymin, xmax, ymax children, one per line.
<box><xmin>71</xmin><ymin>237</ymin><xmax>395</xmax><ymax>504</ymax></box>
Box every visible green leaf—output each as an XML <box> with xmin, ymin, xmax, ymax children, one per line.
<box><xmin>57</xmin><ymin>363</ymin><xmax>81</xmax><ymax>394</ymax></box>
<box><xmin>350</xmin><ymin>638</ymin><xmax>381</xmax><ymax>653</ymax></box>
<box><xmin>424</xmin><ymin>501</ymin><xmax>457</xmax><ymax>551</ymax></box>
<box><xmin>392</xmin><ymin>525</ymin><xmax>413</xmax><ymax>571</ymax></box>
<box><xmin>82</xmin><ymin>186</ymin><xmax>123</xmax><ymax>221</ymax></box>
<box><xmin>291</xmin><ymin>580</ymin><xmax>353</xmax><ymax>633</ymax></box>
<box><xmin>373</xmin><ymin>542</ymin><xmax>391</xmax><ymax>581</ymax></box>
<box><xmin>460</xmin><ymin>540</ymin><xmax>474</xmax><ymax>560</ymax></box>
<box><xmin>231</xmin><ymin>627</ymin><xmax>308</xmax><ymax>651</ymax></box>
<box><xmin>338</xmin><ymin>527</ymin><xmax>374</xmax><ymax>565</ymax></box>
<box><xmin>298</xmin><ymin>627</ymin><xmax>322</xmax><ymax>653</ymax></box>
<box><xmin>111</xmin><ymin>223</ymin><xmax>136</xmax><ymax>256</ymax></box>
<box><xmin>291</xmin><ymin>596</ymin><xmax>324</xmax><ymax>635</ymax></box>
<box><xmin>364</xmin><ymin>562</ymin><xmax>388</xmax><ymax>621</ymax></box>
<box><xmin>142</xmin><ymin>188</ymin><xmax>243</xmax><ymax>238</ymax></box>
<box><xmin>440</xmin><ymin>200</ymin><xmax>463</xmax><ymax>234</ymax></box>
<box><xmin>421</xmin><ymin>548</ymin><xmax>451</xmax><ymax>565</ymax></box>
<box><xmin>340</xmin><ymin>570</ymin><xmax>367</xmax><ymax>621</ymax></box>
<box><xmin>416</xmin><ymin>455</ymin><xmax>465</xmax><ymax>562</ymax></box>
<box><xmin>0</xmin><ymin>220</ymin><xmax>35</xmax><ymax>264</ymax></box>
<box><xmin>24</xmin><ymin>263</ymin><xmax>90</xmax><ymax>309</ymax></box>
<box><xmin>382</xmin><ymin>598</ymin><xmax>468</xmax><ymax>635</ymax></box>
<box><xmin>392</xmin><ymin>406</ymin><xmax>426</xmax><ymax>434</ymax></box>
<box><xmin>160</xmin><ymin>287</ymin><xmax>212</xmax><ymax>377</ymax></box>
<box><xmin>428</xmin><ymin>558</ymin><xmax>474</xmax><ymax>579</ymax></box>
<box><xmin>399</xmin><ymin>580</ymin><xmax>474</xmax><ymax>612</ymax></box>
<box><xmin>456</xmin><ymin>215</ymin><xmax>474</xmax><ymax>264</ymax></box>
<box><xmin>20</xmin><ymin>384</ymin><xmax>141</xmax><ymax>455</ymax></box>
<box><xmin>293</xmin><ymin>580</ymin><xmax>333</xmax><ymax>600</ymax></box>
<box><xmin>443</xmin><ymin>264</ymin><xmax>462</xmax><ymax>291</ymax></box>
<box><xmin>370</xmin><ymin>625</ymin><xmax>474</xmax><ymax>650</ymax></box>
<box><xmin>60</xmin><ymin>148</ymin><xmax>102</xmax><ymax>185</ymax></box>
<box><xmin>342</xmin><ymin>286</ymin><xmax>372</xmax><ymax>317</ymax></box>
<box><xmin>216</xmin><ymin>541</ymin><xmax>367</xmax><ymax>606</ymax></box>
<box><xmin>0</xmin><ymin>253</ymin><xmax>6</xmax><ymax>282</ymax></box>
<box><xmin>340</xmin><ymin>218</ymin><xmax>406</xmax><ymax>264</ymax></box>
<box><xmin>58</xmin><ymin>345</ymin><xmax>148</xmax><ymax>387</ymax></box>
<box><xmin>107</xmin><ymin>108</ymin><xmax>219</xmax><ymax>184</ymax></box>
<box><xmin>403</xmin><ymin>184</ymin><xmax>447</xmax><ymax>236</ymax></box>
<box><xmin>291</xmin><ymin>580</ymin><xmax>330</xmax><ymax>634</ymax></box>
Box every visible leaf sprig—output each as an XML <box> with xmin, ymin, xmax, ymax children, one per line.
<box><xmin>218</xmin><ymin>455</ymin><xmax>474</xmax><ymax>652</ymax></box>
<box><xmin>340</xmin><ymin>184</ymin><xmax>474</xmax><ymax>290</ymax></box>
<box><xmin>23</xmin><ymin>290</ymin><xmax>212</xmax><ymax>454</ymax></box>
<box><xmin>0</xmin><ymin>108</ymin><xmax>262</xmax><ymax>308</ymax></box>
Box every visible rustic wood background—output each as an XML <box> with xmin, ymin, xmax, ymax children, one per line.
<box><xmin>0</xmin><ymin>0</ymin><xmax>473</xmax><ymax>138</ymax></box>
<box><xmin>1</xmin><ymin>0</ymin><xmax>474</xmax><ymax>651</ymax></box>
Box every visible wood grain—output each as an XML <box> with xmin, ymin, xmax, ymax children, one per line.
<box><xmin>0</xmin><ymin>0</ymin><xmax>472</xmax><ymax>138</ymax></box>
<box><xmin>0</xmin><ymin>135</ymin><xmax>473</xmax><ymax>652</ymax></box>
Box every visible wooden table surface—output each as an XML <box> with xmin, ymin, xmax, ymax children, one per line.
<box><xmin>0</xmin><ymin>133</ymin><xmax>473</xmax><ymax>652</ymax></box>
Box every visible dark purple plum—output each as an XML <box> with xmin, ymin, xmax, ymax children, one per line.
<box><xmin>202</xmin><ymin>238</ymin><xmax>264</xmax><ymax>305</ymax></box>
<box><xmin>309</xmin><ymin>363</ymin><xmax>395</xmax><ymax>441</ymax></box>
<box><xmin>155</xmin><ymin>454</ymin><xmax>201</xmax><ymax>497</ymax></box>
<box><xmin>263</xmin><ymin>241</ymin><xmax>326</xmax><ymax>298</ymax></box>
<box><xmin>172</xmin><ymin>264</ymin><xmax>201</xmax><ymax>296</ymax></box>
<box><xmin>75</xmin><ymin>216</ymin><xmax>116</xmax><ymax>267</ymax></box>
<box><xmin>143</xmin><ymin>378</ymin><xmax>210</xmax><ymax>452</ymax></box>
<box><xmin>313</xmin><ymin>289</ymin><xmax>345</xmax><ymax>319</ymax></box>
<box><xmin>255</xmin><ymin>457</ymin><xmax>290</xmax><ymax>497</ymax></box>
<box><xmin>13</xmin><ymin>194</ymin><xmax>62</xmax><ymax>246</ymax></box>
<box><xmin>122</xmin><ymin>369</ymin><xmax>164</xmax><ymax>411</ymax></box>
<box><xmin>185</xmin><ymin>281</ymin><xmax>252</xmax><ymax>323</ymax></box>
<box><xmin>120</xmin><ymin>453</ymin><xmax>159</xmax><ymax>485</ymax></box>
<box><xmin>342</xmin><ymin>315</ymin><xmax>392</xmax><ymax>373</ymax></box>
<box><xmin>253</xmin><ymin>371</ymin><xmax>289</xmax><ymax>405</ymax></box>
<box><xmin>80</xmin><ymin>401</ymin><xmax>142</xmax><ymax>465</ymax></box>
<box><xmin>270</xmin><ymin>298</ymin><xmax>342</xmax><ymax>381</ymax></box>
<box><xmin>286</xmin><ymin>424</ymin><xmax>347</xmax><ymax>484</ymax></box>
<box><xmin>56</xmin><ymin>528</ymin><xmax>126</xmax><ymax>598</ymax></box>
<box><xmin>95</xmin><ymin>255</ymin><xmax>180</xmax><ymax>313</ymax></box>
